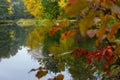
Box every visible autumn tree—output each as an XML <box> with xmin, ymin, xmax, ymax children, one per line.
<box><xmin>25</xmin><ymin>0</ymin><xmax>120</xmax><ymax>79</ymax></box>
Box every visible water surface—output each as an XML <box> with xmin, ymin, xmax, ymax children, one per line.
<box><xmin>0</xmin><ymin>46</ymin><xmax>40</xmax><ymax>80</ymax></box>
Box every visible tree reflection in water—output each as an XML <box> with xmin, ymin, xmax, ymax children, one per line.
<box><xmin>29</xmin><ymin>48</ymin><xmax>102</xmax><ymax>80</ymax></box>
<box><xmin>0</xmin><ymin>24</ymin><xmax>33</xmax><ymax>61</ymax></box>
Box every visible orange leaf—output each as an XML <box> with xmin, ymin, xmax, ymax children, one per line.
<box><xmin>53</xmin><ymin>74</ymin><xmax>64</xmax><ymax>80</ymax></box>
<box><xmin>96</xmin><ymin>15</ymin><xmax>110</xmax><ymax>45</ymax></box>
<box><xmin>99</xmin><ymin>0</ymin><xmax>106</xmax><ymax>5</ymax></box>
<box><xmin>61</xmin><ymin>30</ymin><xmax>76</xmax><ymax>40</ymax></box>
<box><xmin>59</xmin><ymin>20</ymin><xmax>68</xmax><ymax>27</ymax></box>
<box><xmin>49</xmin><ymin>26</ymin><xmax>61</xmax><ymax>36</ymax></box>
<box><xmin>109</xmin><ymin>21</ymin><xmax>120</xmax><ymax>37</ymax></box>
<box><xmin>110</xmin><ymin>0</ymin><xmax>117</xmax><ymax>4</ymax></box>
<box><xmin>36</xmin><ymin>68</ymin><xmax>48</xmax><ymax>79</ymax></box>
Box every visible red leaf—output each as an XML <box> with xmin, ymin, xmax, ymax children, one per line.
<box><xmin>108</xmin><ymin>55</ymin><xmax>114</xmax><ymax>64</ymax></box>
<box><xmin>106</xmin><ymin>46</ymin><xmax>112</xmax><ymax>53</ymax></box>
<box><xmin>87</xmin><ymin>56</ymin><xmax>92</xmax><ymax>64</ymax></box>
<box><xmin>76</xmin><ymin>48</ymin><xmax>82</xmax><ymax>59</ymax></box>
<box><xmin>83</xmin><ymin>49</ymin><xmax>88</xmax><ymax>56</ymax></box>
<box><xmin>70</xmin><ymin>49</ymin><xmax>76</xmax><ymax>55</ymax></box>
<box><xmin>104</xmin><ymin>62</ymin><xmax>109</xmax><ymax>71</ymax></box>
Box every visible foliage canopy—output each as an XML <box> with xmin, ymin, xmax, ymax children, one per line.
<box><xmin>25</xmin><ymin>0</ymin><xmax>120</xmax><ymax>80</ymax></box>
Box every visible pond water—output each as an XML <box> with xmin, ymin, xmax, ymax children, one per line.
<box><xmin>0</xmin><ymin>46</ymin><xmax>72</xmax><ymax>80</ymax></box>
<box><xmin>0</xmin><ymin>24</ymin><xmax>73</xmax><ymax>80</ymax></box>
<box><xmin>0</xmin><ymin>46</ymin><xmax>39</xmax><ymax>80</ymax></box>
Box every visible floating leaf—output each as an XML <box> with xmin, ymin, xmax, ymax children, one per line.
<box><xmin>53</xmin><ymin>74</ymin><xmax>64</xmax><ymax>80</ymax></box>
<box><xmin>36</xmin><ymin>67</ymin><xmax>48</xmax><ymax>79</ymax></box>
<box><xmin>36</xmin><ymin>70</ymin><xmax>48</xmax><ymax>79</ymax></box>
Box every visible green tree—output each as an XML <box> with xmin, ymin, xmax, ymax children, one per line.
<box><xmin>0</xmin><ymin>24</ymin><xmax>32</xmax><ymax>61</ymax></box>
<box><xmin>0</xmin><ymin>0</ymin><xmax>10</xmax><ymax>19</ymax></box>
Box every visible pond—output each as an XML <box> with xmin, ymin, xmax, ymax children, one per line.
<box><xmin>0</xmin><ymin>46</ymin><xmax>39</xmax><ymax>80</ymax></box>
<box><xmin>0</xmin><ymin>24</ymin><xmax>73</xmax><ymax>80</ymax></box>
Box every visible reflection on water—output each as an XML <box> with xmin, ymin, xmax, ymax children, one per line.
<box><xmin>0</xmin><ymin>24</ymin><xmax>30</xmax><ymax>60</ymax></box>
<box><xmin>1</xmin><ymin>23</ymin><xmax>115</xmax><ymax>80</ymax></box>
<box><xmin>0</xmin><ymin>46</ymin><xmax>39</xmax><ymax>80</ymax></box>
<box><xmin>0</xmin><ymin>24</ymin><xmax>40</xmax><ymax>80</ymax></box>
<box><xmin>0</xmin><ymin>24</ymin><xmax>72</xmax><ymax>80</ymax></box>
<box><xmin>0</xmin><ymin>24</ymin><xmax>100</xmax><ymax>80</ymax></box>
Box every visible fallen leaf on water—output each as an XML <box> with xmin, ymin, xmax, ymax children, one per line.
<box><xmin>36</xmin><ymin>70</ymin><xmax>48</xmax><ymax>79</ymax></box>
<box><xmin>53</xmin><ymin>74</ymin><xmax>64</xmax><ymax>80</ymax></box>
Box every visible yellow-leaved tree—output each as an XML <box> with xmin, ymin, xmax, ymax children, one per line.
<box><xmin>24</xmin><ymin>0</ymin><xmax>43</xmax><ymax>18</ymax></box>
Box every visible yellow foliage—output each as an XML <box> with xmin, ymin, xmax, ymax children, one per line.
<box><xmin>7</xmin><ymin>0</ymin><xmax>11</xmax><ymax>3</ymax></box>
<box><xmin>10</xmin><ymin>31</ymin><xmax>14</xmax><ymax>40</ymax></box>
<box><xmin>58</xmin><ymin>0</ymin><xmax>67</xmax><ymax>9</ymax></box>
<box><xmin>7</xmin><ymin>6</ymin><xmax>12</xmax><ymax>11</ymax></box>
<box><xmin>24</xmin><ymin>0</ymin><xmax>43</xmax><ymax>18</ymax></box>
<box><xmin>48</xmin><ymin>37</ymin><xmax>74</xmax><ymax>55</ymax></box>
<box><xmin>7</xmin><ymin>6</ymin><xmax>13</xmax><ymax>14</ymax></box>
<box><xmin>107</xmin><ymin>35</ymin><xmax>116</xmax><ymax>43</ymax></box>
<box><xmin>27</xmin><ymin>20</ymin><xmax>55</xmax><ymax>49</ymax></box>
<box><xmin>59</xmin><ymin>20</ymin><xmax>68</xmax><ymax>27</ymax></box>
<box><xmin>96</xmin><ymin>15</ymin><xmax>110</xmax><ymax>45</ymax></box>
<box><xmin>27</xmin><ymin>28</ymin><xmax>44</xmax><ymax>49</ymax></box>
<box><xmin>60</xmin><ymin>37</ymin><xmax>74</xmax><ymax>51</ymax></box>
<box><xmin>79</xmin><ymin>11</ymin><xmax>96</xmax><ymax>36</ymax></box>
<box><xmin>9</xmin><ymin>10</ymin><xmax>13</xmax><ymax>14</ymax></box>
<box><xmin>48</xmin><ymin>42</ymin><xmax>62</xmax><ymax>55</ymax></box>
<box><xmin>109</xmin><ymin>21</ymin><xmax>120</xmax><ymax>37</ymax></box>
<box><xmin>113</xmin><ymin>44</ymin><xmax>120</xmax><ymax>60</ymax></box>
<box><xmin>51</xmin><ymin>0</ymin><xmax>56</xmax><ymax>2</ymax></box>
<box><xmin>65</xmin><ymin>0</ymin><xmax>90</xmax><ymax>16</ymax></box>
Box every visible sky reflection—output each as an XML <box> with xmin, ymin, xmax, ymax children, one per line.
<box><xmin>0</xmin><ymin>46</ymin><xmax>39</xmax><ymax>80</ymax></box>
